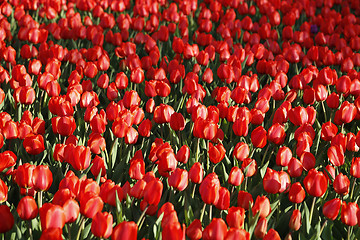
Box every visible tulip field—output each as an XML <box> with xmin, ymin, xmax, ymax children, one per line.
<box><xmin>2</xmin><ymin>0</ymin><xmax>360</xmax><ymax>239</ymax></box>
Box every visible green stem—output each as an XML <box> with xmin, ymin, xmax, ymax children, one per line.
<box><xmin>309</xmin><ymin>197</ymin><xmax>316</xmax><ymax>226</ymax></box>
<box><xmin>192</xmin><ymin>183</ymin><xmax>196</xmax><ymax>199</ymax></box>
<box><xmin>318</xmin><ymin>220</ymin><xmax>327</xmax><ymax>238</ymax></box>
<box><xmin>136</xmin><ymin>205</ymin><xmax>149</xmax><ymax>228</ymax></box>
<box><xmin>195</xmin><ymin>138</ymin><xmax>200</xmax><ymax>163</ymax></box>
<box><xmin>66</xmin><ymin>224</ymin><xmax>72</xmax><ymax>240</ymax></box>
<box><xmin>199</xmin><ymin>202</ymin><xmax>207</xmax><ymax>223</ymax></box>
<box><xmin>27</xmin><ymin>220</ymin><xmax>33</xmax><ymax>240</ymax></box>
<box><xmin>321</xmin><ymin>101</ymin><xmax>327</xmax><ymax>123</ymax></box>
<box><xmin>261</xmin><ymin>144</ymin><xmax>270</xmax><ymax>166</ymax></box>
<box><xmin>347</xmin><ymin>225</ymin><xmax>352</xmax><ymax>240</ymax></box>
<box><xmin>38</xmin><ymin>191</ymin><xmax>43</xmax><ymax>209</ymax></box>
<box><xmin>75</xmin><ymin>216</ymin><xmax>85</xmax><ymax>240</ymax></box>
<box><xmin>350</xmin><ymin>178</ymin><xmax>356</xmax><ymax>201</ymax></box>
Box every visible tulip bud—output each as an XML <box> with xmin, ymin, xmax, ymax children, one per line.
<box><xmin>323</xmin><ymin>198</ymin><xmax>341</xmax><ymax>220</ymax></box>
<box><xmin>17</xmin><ymin>196</ymin><xmax>38</xmax><ymax>220</ymax></box>
<box><xmin>254</xmin><ymin>217</ymin><xmax>267</xmax><ymax>239</ymax></box>
<box><xmin>112</xmin><ymin>221</ymin><xmax>138</xmax><ymax>240</ymax></box>
<box><xmin>91</xmin><ymin>211</ymin><xmax>113</xmax><ymax>239</ymax></box>
<box><xmin>289</xmin><ymin>209</ymin><xmax>302</xmax><ymax>231</ymax></box>
<box><xmin>203</xmin><ymin>218</ymin><xmax>228</xmax><ymax>240</ymax></box>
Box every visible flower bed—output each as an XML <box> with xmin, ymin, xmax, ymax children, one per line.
<box><xmin>0</xmin><ymin>0</ymin><xmax>360</xmax><ymax>239</ymax></box>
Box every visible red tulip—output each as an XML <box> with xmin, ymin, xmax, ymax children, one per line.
<box><xmin>321</xmin><ymin>121</ymin><xmax>338</xmax><ymax>141</ymax></box>
<box><xmin>203</xmin><ymin>218</ymin><xmax>228</xmax><ymax>240</ymax></box>
<box><xmin>233</xmin><ymin>142</ymin><xmax>249</xmax><ymax>162</ymax></box>
<box><xmin>323</xmin><ymin>198</ymin><xmax>341</xmax><ymax>220</ymax></box>
<box><xmin>189</xmin><ymin>162</ymin><xmax>204</xmax><ymax>184</ymax></box>
<box><xmin>333</xmin><ymin>173</ymin><xmax>350</xmax><ymax>196</ymax></box>
<box><xmin>215</xmin><ymin>187</ymin><xmax>230</xmax><ymax>210</ymax></box>
<box><xmin>186</xmin><ymin>219</ymin><xmax>202</xmax><ymax>240</ymax></box>
<box><xmin>341</xmin><ymin>202</ymin><xmax>359</xmax><ymax>226</ymax></box>
<box><xmin>162</xmin><ymin>222</ymin><xmax>185</xmax><ymax>240</ymax></box>
<box><xmin>170</xmin><ymin>112</ymin><xmax>186</xmax><ymax>131</ymax></box>
<box><xmin>0</xmin><ymin>205</ymin><xmax>14</xmax><ymax>233</ymax></box>
<box><xmin>80</xmin><ymin>192</ymin><xmax>104</xmax><ymax>219</ymax></box>
<box><xmin>267</xmin><ymin>123</ymin><xmax>286</xmax><ymax>145</ymax></box>
<box><xmin>112</xmin><ymin>221</ymin><xmax>138</xmax><ymax>240</ymax></box>
<box><xmin>251</xmin><ymin>126</ymin><xmax>267</xmax><ymax>148</ymax></box>
<box><xmin>276</xmin><ymin>146</ymin><xmax>292</xmax><ymax>167</ymax></box>
<box><xmin>144</xmin><ymin>178</ymin><xmax>163</xmax><ymax>206</ymax></box>
<box><xmin>226</xmin><ymin>206</ymin><xmax>245</xmax><ymax>229</ymax></box>
<box><xmin>64</xmin><ymin>145</ymin><xmax>92</xmax><ymax>172</ymax></box>
<box><xmin>40</xmin><ymin>228</ymin><xmax>62</xmax><ymax>240</ymax></box>
<box><xmin>63</xmin><ymin>198</ymin><xmax>80</xmax><ymax>223</ymax></box>
<box><xmin>303</xmin><ymin>169</ymin><xmax>327</xmax><ymax>197</ymax></box>
<box><xmin>263</xmin><ymin>168</ymin><xmax>281</xmax><ymax>194</ymax></box>
<box><xmin>199</xmin><ymin>172</ymin><xmax>220</xmax><ymax>205</ymax></box>
<box><xmin>176</xmin><ymin>145</ymin><xmax>190</xmax><ymax>164</ymax></box>
<box><xmin>289</xmin><ymin>209</ymin><xmax>302</xmax><ymax>231</ymax></box>
<box><xmin>91</xmin><ymin>211</ymin><xmax>113</xmax><ymax>239</ymax></box>
<box><xmin>252</xmin><ymin>196</ymin><xmax>271</xmax><ymax>218</ymax></box>
<box><xmin>288</xmin><ymin>182</ymin><xmax>306</xmax><ymax>204</ymax></box>
<box><xmin>208</xmin><ymin>142</ymin><xmax>226</xmax><ymax>164</ymax></box>
<box><xmin>254</xmin><ymin>217</ymin><xmax>267</xmax><ymax>239</ymax></box>
<box><xmin>228</xmin><ymin>166</ymin><xmax>244</xmax><ymax>186</ymax></box>
<box><xmin>39</xmin><ymin>203</ymin><xmax>66</xmax><ymax>230</ymax></box>
<box><xmin>168</xmin><ymin>168</ymin><xmax>188</xmax><ymax>191</ymax></box>
<box><xmin>0</xmin><ymin>150</ymin><xmax>16</xmax><ymax>173</ymax></box>
<box><xmin>17</xmin><ymin>196</ymin><xmax>38</xmax><ymax>220</ymax></box>
<box><xmin>15</xmin><ymin>163</ymin><xmax>35</xmax><ymax>189</ymax></box>
<box><xmin>0</xmin><ymin>178</ymin><xmax>8</xmax><ymax>203</ymax></box>
<box><xmin>327</xmin><ymin>145</ymin><xmax>345</xmax><ymax>166</ymax></box>
<box><xmin>33</xmin><ymin>165</ymin><xmax>53</xmax><ymax>192</ymax></box>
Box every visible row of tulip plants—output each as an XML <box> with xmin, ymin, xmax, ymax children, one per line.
<box><xmin>1</xmin><ymin>0</ymin><xmax>360</xmax><ymax>239</ymax></box>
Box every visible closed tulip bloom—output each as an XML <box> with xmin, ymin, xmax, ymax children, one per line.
<box><xmin>289</xmin><ymin>209</ymin><xmax>302</xmax><ymax>231</ymax></box>
<box><xmin>162</xmin><ymin>220</ymin><xmax>185</xmax><ymax>240</ymax></box>
<box><xmin>199</xmin><ymin>172</ymin><xmax>220</xmax><ymax>205</ymax></box>
<box><xmin>91</xmin><ymin>211</ymin><xmax>113</xmax><ymax>239</ymax></box>
<box><xmin>225</xmin><ymin>228</ymin><xmax>250</xmax><ymax>240</ymax></box>
<box><xmin>303</xmin><ymin>169</ymin><xmax>327</xmax><ymax>197</ymax></box>
<box><xmin>341</xmin><ymin>202</ymin><xmax>359</xmax><ymax>226</ymax></box>
<box><xmin>63</xmin><ymin>198</ymin><xmax>80</xmax><ymax>223</ymax></box>
<box><xmin>289</xmin><ymin>106</ymin><xmax>308</xmax><ymax>126</ymax></box>
<box><xmin>321</xmin><ymin>121</ymin><xmax>338</xmax><ymax>141</ymax></box>
<box><xmin>138</xmin><ymin>119</ymin><xmax>152</xmax><ymax>137</ymax></box>
<box><xmin>208</xmin><ymin>142</ymin><xmax>226</xmax><ymax>164</ymax></box>
<box><xmin>23</xmin><ymin>134</ymin><xmax>45</xmax><ymax>155</ymax></box>
<box><xmin>237</xmin><ymin>191</ymin><xmax>253</xmax><ymax>210</ymax></box>
<box><xmin>252</xmin><ymin>196</ymin><xmax>271</xmax><ymax>218</ymax></box>
<box><xmin>186</xmin><ymin>219</ymin><xmax>202</xmax><ymax>240</ymax></box>
<box><xmin>276</xmin><ymin>146</ymin><xmax>292</xmax><ymax>167</ymax></box>
<box><xmin>33</xmin><ymin>165</ymin><xmax>53</xmax><ymax>192</ymax></box>
<box><xmin>17</xmin><ymin>196</ymin><xmax>38</xmax><ymax>220</ymax></box>
<box><xmin>112</xmin><ymin>221</ymin><xmax>138</xmax><ymax>240</ymax></box>
<box><xmin>169</xmin><ymin>168</ymin><xmax>188</xmax><ymax>191</ymax></box>
<box><xmin>203</xmin><ymin>218</ymin><xmax>228</xmax><ymax>240</ymax></box>
<box><xmin>0</xmin><ymin>150</ymin><xmax>16</xmax><ymax>173</ymax></box>
<box><xmin>80</xmin><ymin>192</ymin><xmax>104</xmax><ymax>219</ymax></box>
<box><xmin>228</xmin><ymin>166</ymin><xmax>244</xmax><ymax>186</ymax></box>
<box><xmin>39</xmin><ymin>203</ymin><xmax>66</xmax><ymax>230</ymax></box>
<box><xmin>263</xmin><ymin>168</ymin><xmax>281</xmax><ymax>194</ymax></box>
<box><xmin>333</xmin><ymin>173</ymin><xmax>350</xmax><ymax>196</ymax></box>
<box><xmin>15</xmin><ymin>163</ymin><xmax>35</xmax><ymax>189</ymax></box>
<box><xmin>0</xmin><ymin>205</ymin><xmax>14</xmax><ymax>233</ymax></box>
<box><xmin>233</xmin><ymin>142</ymin><xmax>249</xmax><ymax>162</ymax></box>
<box><xmin>254</xmin><ymin>217</ymin><xmax>267</xmax><ymax>239</ymax></box>
<box><xmin>288</xmin><ymin>182</ymin><xmax>306</xmax><ymax>204</ymax></box>
<box><xmin>176</xmin><ymin>145</ymin><xmax>190</xmax><ymax>164</ymax></box>
<box><xmin>251</xmin><ymin>126</ymin><xmax>267</xmax><ymax>148</ymax></box>
<box><xmin>215</xmin><ymin>187</ymin><xmax>230</xmax><ymax>210</ymax></box>
<box><xmin>51</xmin><ymin>116</ymin><xmax>76</xmax><ymax>136</ymax></box>
<box><xmin>323</xmin><ymin>198</ymin><xmax>341</xmax><ymax>220</ymax></box>
<box><xmin>327</xmin><ymin>145</ymin><xmax>345</xmax><ymax>166</ymax></box>
<box><xmin>64</xmin><ymin>145</ymin><xmax>92</xmax><ymax>172</ymax></box>
<box><xmin>226</xmin><ymin>207</ymin><xmax>245</xmax><ymax>229</ymax></box>
<box><xmin>0</xmin><ymin>179</ymin><xmax>8</xmax><ymax>203</ymax></box>
<box><xmin>170</xmin><ymin>112</ymin><xmax>186</xmax><ymax>131</ymax></box>
<box><xmin>39</xmin><ymin>228</ymin><xmax>63</xmax><ymax>240</ymax></box>
<box><xmin>144</xmin><ymin>178</ymin><xmax>163</xmax><ymax>206</ymax></box>
<box><xmin>263</xmin><ymin>228</ymin><xmax>280</xmax><ymax>240</ymax></box>
<box><xmin>189</xmin><ymin>162</ymin><xmax>204</xmax><ymax>184</ymax></box>
<box><xmin>129</xmin><ymin>158</ymin><xmax>145</xmax><ymax>180</ymax></box>
<box><xmin>267</xmin><ymin>123</ymin><xmax>286</xmax><ymax>145</ymax></box>
<box><xmin>287</xmin><ymin>157</ymin><xmax>303</xmax><ymax>178</ymax></box>
<box><xmin>351</xmin><ymin>157</ymin><xmax>360</xmax><ymax>178</ymax></box>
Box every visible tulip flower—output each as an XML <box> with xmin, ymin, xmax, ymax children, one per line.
<box><xmin>203</xmin><ymin>218</ymin><xmax>228</xmax><ymax>240</ymax></box>
<box><xmin>254</xmin><ymin>217</ymin><xmax>267</xmax><ymax>239</ymax></box>
<box><xmin>0</xmin><ymin>205</ymin><xmax>14</xmax><ymax>233</ymax></box>
<box><xmin>189</xmin><ymin>162</ymin><xmax>204</xmax><ymax>184</ymax></box>
<box><xmin>186</xmin><ymin>219</ymin><xmax>202</xmax><ymax>240</ymax></box>
<box><xmin>168</xmin><ymin>168</ymin><xmax>188</xmax><ymax>191</ymax></box>
<box><xmin>323</xmin><ymin>198</ymin><xmax>341</xmax><ymax>221</ymax></box>
<box><xmin>17</xmin><ymin>196</ymin><xmax>38</xmax><ymax>220</ymax></box>
<box><xmin>341</xmin><ymin>202</ymin><xmax>359</xmax><ymax>226</ymax></box>
<box><xmin>263</xmin><ymin>168</ymin><xmax>281</xmax><ymax>194</ymax></box>
<box><xmin>0</xmin><ymin>179</ymin><xmax>8</xmax><ymax>203</ymax></box>
<box><xmin>303</xmin><ymin>169</ymin><xmax>327</xmax><ymax>197</ymax></box>
<box><xmin>39</xmin><ymin>203</ymin><xmax>66</xmax><ymax>230</ymax></box>
<box><xmin>112</xmin><ymin>221</ymin><xmax>138</xmax><ymax>240</ymax></box>
<box><xmin>289</xmin><ymin>209</ymin><xmax>302</xmax><ymax>231</ymax></box>
<box><xmin>91</xmin><ymin>211</ymin><xmax>113</xmax><ymax>239</ymax></box>
<box><xmin>199</xmin><ymin>172</ymin><xmax>220</xmax><ymax>205</ymax></box>
<box><xmin>226</xmin><ymin>207</ymin><xmax>245</xmax><ymax>229</ymax></box>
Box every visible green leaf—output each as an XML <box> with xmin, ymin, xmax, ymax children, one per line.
<box><xmin>304</xmin><ymin>200</ymin><xmax>311</xmax><ymax>234</ymax></box>
<box><xmin>153</xmin><ymin>212</ymin><xmax>164</xmax><ymax>240</ymax></box>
